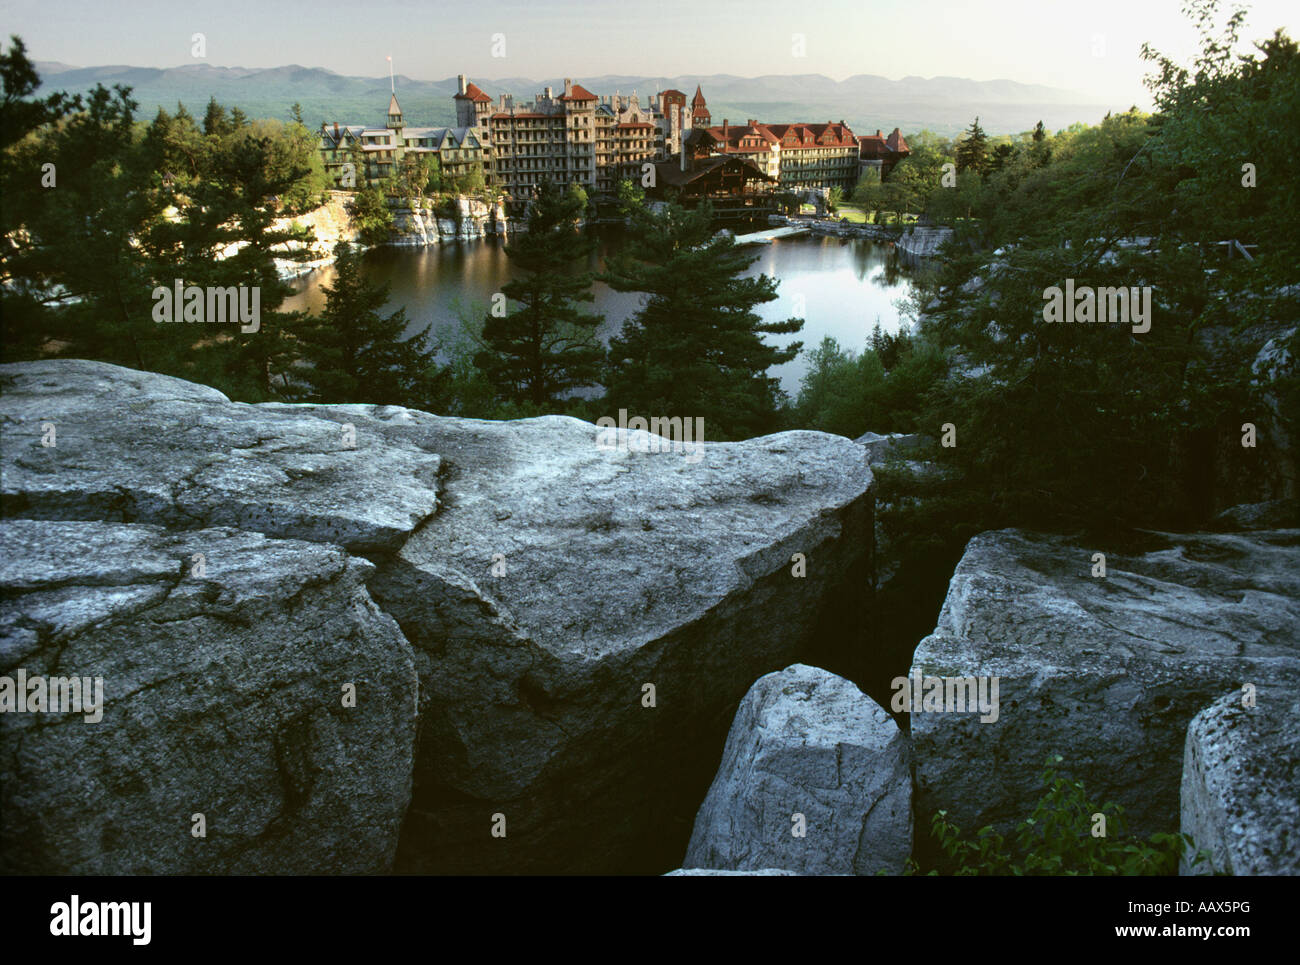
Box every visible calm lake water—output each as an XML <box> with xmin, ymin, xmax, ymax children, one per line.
<box><xmin>284</xmin><ymin>227</ymin><xmax>916</xmax><ymax>397</ymax></box>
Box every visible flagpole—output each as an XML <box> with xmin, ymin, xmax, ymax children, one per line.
<box><xmin>388</xmin><ymin>56</ymin><xmax>394</xmax><ymax>93</ymax></box>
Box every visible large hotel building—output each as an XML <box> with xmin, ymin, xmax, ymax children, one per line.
<box><xmin>319</xmin><ymin>75</ymin><xmax>909</xmax><ymax>200</ymax></box>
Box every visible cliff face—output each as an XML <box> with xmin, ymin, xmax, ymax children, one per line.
<box><xmin>0</xmin><ymin>359</ymin><xmax>875</xmax><ymax>874</ymax></box>
<box><xmin>272</xmin><ymin>192</ymin><xmax>522</xmax><ymax>278</ymax></box>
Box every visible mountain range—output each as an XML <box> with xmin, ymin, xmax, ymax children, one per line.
<box><xmin>35</xmin><ymin>63</ymin><xmax>1122</xmax><ymax>138</ymax></box>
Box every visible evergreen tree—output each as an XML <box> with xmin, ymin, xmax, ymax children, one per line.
<box><xmin>474</xmin><ymin>181</ymin><xmax>604</xmax><ymax>407</ymax></box>
<box><xmin>601</xmin><ymin>201</ymin><xmax>803</xmax><ymax>440</ymax></box>
<box><xmin>955</xmin><ymin>116</ymin><xmax>989</xmax><ymax>175</ymax></box>
<box><xmin>295</xmin><ymin>241</ymin><xmax>444</xmax><ymax>407</ymax></box>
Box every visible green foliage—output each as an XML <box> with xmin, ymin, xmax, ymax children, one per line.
<box><xmin>955</xmin><ymin>115</ymin><xmax>989</xmax><ymax>175</ymax></box>
<box><xmin>789</xmin><ymin>325</ymin><xmax>946</xmax><ymax>437</ymax></box>
<box><xmin>615</xmin><ymin>178</ymin><xmax>645</xmax><ymax>216</ymax></box>
<box><xmin>348</xmin><ymin>184</ymin><xmax>393</xmax><ymax>245</ymax></box>
<box><xmin>292</xmin><ymin>241</ymin><xmax>445</xmax><ymax>409</ymax></box>
<box><xmin>474</xmin><ymin>181</ymin><xmax>604</xmax><ymax>406</ymax></box>
<box><xmin>601</xmin><ymin>200</ymin><xmax>803</xmax><ymax>440</ymax></box>
<box><xmin>901</xmin><ymin>756</ymin><xmax>1205</xmax><ymax>875</ymax></box>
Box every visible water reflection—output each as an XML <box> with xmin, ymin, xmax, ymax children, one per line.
<box><xmin>284</xmin><ymin>227</ymin><xmax>915</xmax><ymax>395</ymax></box>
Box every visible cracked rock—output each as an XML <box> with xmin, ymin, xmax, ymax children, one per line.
<box><xmin>0</xmin><ymin>518</ymin><xmax>418</xmax><ymax>874</ymax></box>
<box><xmin>911</xmin><ymin>528</ymin><xmax>1300</xmax><ymax>841</ymax></box>
<box><xmin>682</xmin><ymin>663</ymin><xmax>911</xmax><ymax>876</ymax></box>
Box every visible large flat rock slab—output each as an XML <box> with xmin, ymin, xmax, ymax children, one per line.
<box><xmin>910</xmin><ymin>528</ymin><xmax>1300</xmax><ymax>841</ymax></box>
<box><xmin>683</xmin><ymin>664</ymin><xmax>910</xmax><ymax>876</ymax></box>
<box><xmin>0</xmin><ymin>518</ymin><xmax>418</xmax><ymax>874</ymax></box>
<box><xmin>1181</xmin><ymin>685</ymin><xmax>1300</xmax><ymax>875</ymax></box>
<box><xmin>0</xmin><ymin>360</ymin><xmax>442</xmax><ymax>553</ymax></box>
<box><xmin>280</xmin><ymin>406</ymin><xmax>875</xmax><ymax>873</ymax></box>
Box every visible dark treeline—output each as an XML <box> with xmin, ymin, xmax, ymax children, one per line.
<box><xmin>793</xmin><ymin>0</ymin><xmax>1299</xmax><ymax>656</ymax></box>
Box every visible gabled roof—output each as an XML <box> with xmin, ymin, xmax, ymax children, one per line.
<box><xmin>652</xmin><ymin>153</ymin><xmax>775</xmax><ymax>188</ymax></box>
<box><xmin>455</xmin><ymin>81</ymin><xmax>493</xmax><ymax>103</ymax></box>
<box><xmin>885</xmin><ymin>128</ymin><xmax>909</xmax><ymax>153</ymax></box>
<box><xmin>765</xmin><ymin>121</ymin><xmax>856</xmax><ymax>147</ymax></box>
<box><xmin>561</xmin><ymin>83</ymin><xmax>597</xmax><ymax>101</ymax></box>
<box><xmin>706</xmin><ymin>122</ymin><xmax>779</xmax><ymax>150</ymax></box>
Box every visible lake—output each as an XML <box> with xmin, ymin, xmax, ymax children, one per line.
<box><xmin>284</xmin><ymin>227</ymin><xmax>916</xmax><ymax>397</ymax></box>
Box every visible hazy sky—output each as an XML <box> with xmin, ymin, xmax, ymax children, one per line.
<box><xmin>5</xmin><ymin>0</ymin><xmax>1296</xmax><ymax>104</ymax></box>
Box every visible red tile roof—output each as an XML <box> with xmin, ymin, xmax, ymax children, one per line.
<box><xmin>705</xmin><ymin>122</ymin><xmax>779</xmax><ymax>150</ymax></box>
<box><xmin>561</xmin><ymin>83</ymin><xmax>597</xmax><ymax>101</ymax></box>
<box><xmin>765</xmin><ymin>122</ymin><xmax>856</xmax><ymax>148</ymax></box>
<box><xmin>455</xmin><ymin>81</ymin><xmax>493</xmax><ymax>103</ymax></box>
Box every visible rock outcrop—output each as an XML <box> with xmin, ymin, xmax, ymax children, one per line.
<box><xmin>272</xmin><ymin>193</ymin><xmax>521</xmax><ymax>279</ymax></box>
<box><xmin>682</xmin><ymin>664</ymin><xmax>910</xmax><ymax>876</ymax></box>
<box><xmin>910</xmin><ymin>528</ymin><xmax>1300</xmax><ymax>842</ymax></box>
<box><xmin>0</xmin><ymin>518</ymin><xmax>418</xmax><ymax>874</ymax></box>
<box><xmin>1180</xmin><ymin>685</ymin><xmax>1300</xmax><ymax>875</ymax></box>
<box><xmin>895</xmin><ymin>226</ymin><xmax>954</xmax><ymax>266</ymax></box>
<box><xmin>0</xmin><ymin>360</ymin><xmax>874</xmax><ymax>874</ymax></box>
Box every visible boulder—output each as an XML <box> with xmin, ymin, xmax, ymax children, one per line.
<box><xmin>334</xmin><ymin>412</ymin><xmax>875</xmax><ymax>874</ymax></box>
<box><xmin>1181</xmin><ymin>685</ymin><xmax>1300</xmax><ymax>875</ymax></box>
<box><xmin>910</xmin><ymin>528</ymin><xmax>1300</xmax><ymax>841</ymax></box>
<box><xmin>0</xmin><ymin>359</ymin><xmax>442</xmax><ymax>553</ymax></box>
<box><xmin>1</xmin><ymin>360</ymin><xmax>875</xmax><ymax>874</ymax></box>
<box><xmin>683</xmin><ymin>664</ymin><xmax>911</xmax><ymax>876</ymax></box>
<box><xmin>0</xmin><ymin>518</ymin><xmax>418</xmax><ymax>874</ymax></box>
<box><xmin>854</xmin><ymin>431</ymin><xmax>927</xmax><ymax>465</ymax></box>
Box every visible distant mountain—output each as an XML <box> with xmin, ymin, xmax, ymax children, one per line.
<box><xmin>34</xmin><ymin>62</ymin><xmax>1119</xmax><ymax>137</ymax></box>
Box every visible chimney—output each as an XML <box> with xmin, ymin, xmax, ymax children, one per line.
<box><xmin>544</xmin><ymin>86</ymin><xmax>553</xmax><ymax>99</ymax></box>
<box><xmin>458</xmin><ymin>74</ymin><xmax>467</xmax><ymax>95</ymax></box>
<box><xmin>333</xmin><ymin>121</ymin><xmax>340</xmax><ymax>138</ymax></box>
<box><xmin>723</xmin><ymin>119</ymin><xmax>728</xmax><ymax>138</ymax></box>
<box><xmin>564</xmin><ymin>78</ymin><xmax>572</xmax><ymax>96</ymax></box>
<box><xmin>876</xmin><ymin>129</ymin><xmax>882</xmax><ymax>138</ymax></box>
<box><xmin>680</xmin><ymin>107</ymin><xmax>688</xmax><ymax>171</ymax></box>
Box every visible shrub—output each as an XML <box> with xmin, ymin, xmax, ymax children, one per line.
<box><xmin>894</xmin><ymin>755</ymin><xmax>1209</xmax><ymax>875</ymax></box>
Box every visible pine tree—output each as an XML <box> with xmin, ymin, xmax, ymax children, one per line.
<box><xmin>474</xmin><ymin>181</ymin><xmax>604</xmax><ymax>407</ymax></box>
<box><xmin>601</xmin><ymin>201</ymin><xmax>803</xmax><ymax>440</ymax></box>
<box><xmin>956</xmin><ymin>116</ymin><xmax>989</xmax><ymax>175</ymax></box>
<box><xmin>294</xmin><ymin>241</ymin><xmax>444</xmax><ymax>408</ymax></box>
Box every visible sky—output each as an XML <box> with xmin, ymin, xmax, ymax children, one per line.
<box><xmin>4</xmin><ymin>0</ymin><xmax>1296</xmax><ymax>105</ymax></box>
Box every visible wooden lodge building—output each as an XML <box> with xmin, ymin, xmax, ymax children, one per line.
<box><xmin>648</xmin><ymin>128</ymin><xmax>777</xmax><ymax>220</ymax></box>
